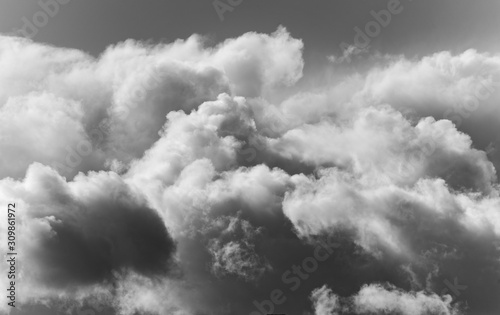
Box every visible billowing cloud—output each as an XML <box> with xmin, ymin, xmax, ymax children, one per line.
<box><xmin>1</xmin><ymin>26</ymin><xmax>500</xmax><ymax>315</ymax></box>
<box><xmin>0</xmin><ymin>26</ymin><xmax>303</xmax><ymax>179</ymax></box>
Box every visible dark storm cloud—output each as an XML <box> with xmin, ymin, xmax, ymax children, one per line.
<box><xmin>35</xmin><ymin>192</ymin><xmax>176</xmax><ymax>287</ymax></box>
<box><xmin>1</xmin><ymin>163</ymin><xmax>176</xmax><ymax>292</ymax></box>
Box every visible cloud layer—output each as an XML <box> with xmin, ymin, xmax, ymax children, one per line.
<box><xmin>1</xmin><ymin>27</ymin><xmax>500</xmax><ymax>315</ymax></box>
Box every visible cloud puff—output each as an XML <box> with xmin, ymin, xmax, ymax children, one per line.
<box><xmin>208</xmin><ymin>216</ymin><xmax>272</xmax><ymax>282</ymax></box>
<box><xmin>0</xmin><ymin>93</ymin><xmax>89</xmax><ymax>178</ymax></box>
<box><xmin>310</xmin><ymin>285</ymin><xmax>341</xmax><ymax>315</ymax></box>
<box><xmin>270</xmin><ymin>107</ymin><xmax>496</xmax><ymax>192</ymax></box>
<box><xmin>310</xmin><ymin>284</ymin><xmax>463</xmax><ymax>315</ymax></box>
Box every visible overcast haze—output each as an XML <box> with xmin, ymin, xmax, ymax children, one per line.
<box><xmin>1</xmin><ymin>1</ymin><xmax>500</xmax><ymax>315</ymax></box>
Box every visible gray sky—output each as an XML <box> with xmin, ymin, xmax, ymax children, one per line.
<box><xmin>2</xmin><ymin>0</ymin><xmax>500</xmax><ymax>62</ymax></box>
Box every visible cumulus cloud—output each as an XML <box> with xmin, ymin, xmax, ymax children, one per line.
<box><xmin>0</xmin><ymin>93</ymin><xmax>89</xmax><ymax>178</ymax></box>
<box><xmin>0</xmin><ymin>26</ymin><xmax>303</xmax><ymax>179</ymax></box>
<box><xmin>1</xmin><ymin>27</ymin><xmax>500</xmax><ymax>315</ymax></box>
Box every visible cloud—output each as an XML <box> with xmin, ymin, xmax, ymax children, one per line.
<box><xmin>310</xmin><ymin>284</ymin><xmax>463</xmax><ymax>315</ymax></box>
<box><xmin>310</xmin><ymin>285</ymin><xmax>341</xmax><ymax>315</ymax></box>
<box><xmin>209</xmin><ymin>26</ymin><xmax>304</xmax><ymax>97</ymax></box>
<box><xmin>1</xmin><ymin>27</ymin><xmax>500</xmax><ymax>315</ymax></box>
<box><xmin>0</xmin><ymin>92</ymin><xmax>89</xmax><ymax>178</ymax></box>
<box><xmin>208</xmin><ymin>216</ymin><xmax>272</xmax><ymax>282</ymax></box>
<box><xmin>0</xmin><ymin>26</ymin><xmax>303</xmax><ymax>179</ymax></box>
<box><xmin>0</xmin><ymin>163</ymin><xmax>176</xmax><ymax>313</ymax></box>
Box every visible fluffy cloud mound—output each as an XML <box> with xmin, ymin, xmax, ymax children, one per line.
<box><xmin>310</xmin><ymin>284</ymin><xmax>462</xmax><ymax>315</ymax></box>
<box><xmin>0</xmin><ymin>93</ymin><xmax>87</xmax><ymax>178</ymax></box>
<box><xmin>1</xmin><ymin>28</ymin><xmax>500</xmax><ymax>315</ymax></box>
<box><xmin>0</xmin><ymin>27</ymin><xmax>303</xmax><ymax>179</ymax></box>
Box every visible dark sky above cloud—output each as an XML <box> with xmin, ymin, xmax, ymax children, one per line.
<box><xmin>1</xmin><ymin>2</ymin><xmax>500</xmax><ymax>315</ymax></box>
<box><xmin>2</xmin><ymin>0</ymin><xmax>500</xmax><ymax>65</ymax></box>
